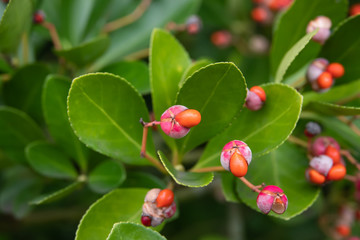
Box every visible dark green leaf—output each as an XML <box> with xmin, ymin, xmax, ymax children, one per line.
<box><xmin>122</xmin><ymin>171</ymin><xmax>166</xmax><ymax>189</ymax></box>
<box><xmin>150</xmin><ymin>29</ymin><xmax>191</xmax><ymax>150</ymax></box>
<box><xmin>25</xmin><ymin>141</ymin><xmax>78</xmax><ymax>179</ymax></box>
<box><xmin>75</xmin><ymin>188</ymin><xmax>160</xmax><ymax>240</ymax></box>
<box><xmin>42</xmin><ymin>75</ymin><xmax>88</xmax><ymax>171</ymax></box>
<box><xmin>0</xmin><ymin>166</ymin><xmax>42</xmax><ymax>219</ymax></box>
<box><xmin>0</xmin><ymin>0</ymin><xmax>32</xmax><ymax>52</ymax></box>
<box><xmin>176</xmin><ymin>62</ymin><xmax>247</xmax><ymax>153</ymax></box>
<box><xmin>195</xmin><ymin>84</ymin><xmax>302</xmax><ymax>169</ymax></box>
<box><xmin>88</xmin><ymin>160</ymin><xmax>126</xmax><ymax>194</ymax></box>
<box><xmin>305</xmin><ymin>101</ymin><xmax>360</xmax><ymax>116</ymax></box>
<box><xmin>303</xmin><ymin>79</ymin><xmax>360</xmax><ymax>107</ymax></box>
<box><xmin>55</xmin><ymin>35</ymin><xmax>110</xmax><ymax>66</ymax></box>
<box><xmin>158</xmin><ymin>151</ymin><xmax>213</xmax><ymax>187</ymax></box>
<box><xmin>0</xmin><ymin>106</ymin><xmax>44</xmax><ymax>163</ymax></box>
<box><xmin>3</xmin><ymin>64</ymin><xmax>50</xmax><ymax>123</ymax></box>
<box><xmin>320</xmin><ymin>15</ymin><xmax>360</xmax><ymax>84</ymax></box>
<box><xmin>101</xmin><ymin>61</ymin><xmax>150</xmax><ymax>94</ymax></box>
<box><xmin>67</xmin><ymin>73</ymin><xmax>155</xmax><ymax>165</ymax></box>
<box><xmin>274</xmin><ymin>30</ymin><xmax>317</xmax><ymax>83</ymax></box>
<box><xmin>271</xmin><ymin>0</ymin><xmax>348</xmax><ymax>76</ymax></box>
<box><xmin>91</xmin><ymin>0</ymin><xmax>201</xmax><ymax>70</ymax></box>
<box><xmin>30</xmin><ymin>181</ymin><xmax>83</xmax><ymax>205</ymax></box>
<box><xmin>220</xmin><ymin>173</ymin><xmax>239</xmax><ymax>203</ymax></box>
<box><xmin>235</xmin><ymin>142</ymin><xmax>320</xmax><ymax>220</ymax></box>
<box><xmin>106</xmin><ymin>222</ymin><xmax>166</xmax><ymax>240</ymax></box>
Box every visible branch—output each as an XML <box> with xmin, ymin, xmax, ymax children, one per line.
<box><xmin>239</xmin><ymin>177</ymin><xmax>264</xmax><ymax>193</ymax></box>
<box><xmin>41</xmin><ymin>21</ymin><xmax>62</xmax><ymax>50</ymax></box>
<box><xmin>287</xmin><ymin>135</ymin><xmax>308</xmax><ymax>148</ymax></box>
<box><xmin>103</xmin><ymin>0</ymin><xmax>152</xmax><ymax>33</ymax></box>
<box><xmin>337</xmin><ymin>115</ymin><xmax>360</xmax><ymax>136</ymax></box>
<box><xmin>340</xmin><ymin>149</ymin><xmax>360</xmax><ymax>171</ymax></box>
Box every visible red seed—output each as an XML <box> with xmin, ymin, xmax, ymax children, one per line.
<box><xmin>141</xmin><ymin>216</ymin><xmax>152</xmax><ymax>227</ymax></box>
<box><xmin>175</xmin><ymin>109</ymin><xmax>201</xmax><ymax>128</ymax></box>
<box><xmin>250</xmin><ymin>86</ymin><xmax>266</xmax><ymax>101</ymax></box>
<box><xmin>308</xmin><ymin>169</ymin><xmax>326</xmax><ymax>185</ymax></box>
<box><xmin>325</xmin><ymin>145</ymin><xmax>341</xmax><ymax>164</ymax></box>
<box><xmin>326</xmin><ymin>63</ymin><xmax>345</xmax><ymax>78</ymax></box>
<box><xmin>229</xmin><ymin>152</ymin><xmax>248</xmax><ymax>177</ymax></box>
<box><xmin>156</xmin><ymin>189</ymin><xmax>174</xmax><ymax>208</ymax></box>
<box><xmin>317</xmin><ymin>72</ymin><xmax>333</xmax><ymax>89</ymax></box>
<box><xmin>327</xmin><ymin>164</ymin><xmax>346</xmax><ymax>181</ymax></box>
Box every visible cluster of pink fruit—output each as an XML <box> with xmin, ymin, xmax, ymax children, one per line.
<box><xmin>307</xmin><ymin>58</ymin><xmax>345</xmax><ymax>91</ymax></box>
<box><xmin>251</xmin><ymin>0</ymin><xmax>293</xmax><ymax>24</ymax></box>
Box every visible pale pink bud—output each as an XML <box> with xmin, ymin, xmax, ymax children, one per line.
<box><xmin>245</xmin><ymin>90</ymin><xmax>263</xmax><ymax>111</ymax></box>
<box><xmin>306</xmin><ymin>16</ymin><xmax>332</xmax><ymax>44</ymax></box>
<box><xmin>312</xmin><ymin>136</ymin><xmax>340</xmax><ymax>156</ymax></box>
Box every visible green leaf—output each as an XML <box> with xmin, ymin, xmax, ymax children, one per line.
<box><xmin>3</xmin><ymin>64</ymin><xmax>50</xmax><ymax>123</ymax></box>
<box><xmin>235</xmin><ymin>142</ymin><xmax>320</xmax><ymax>220</ymax></box>
<box><xmin>101</xmin><ymin>61</ymin><xmax>150</xmax><ymax>94</ymax></box>
<box><xmin>88</xmin><ymin>160</ymin><xmax>126</xmax><ymax>194</ymax></box>
<box><xmin>220</xmin><ymin>173</ymin><xmax>240</xmax><ymax>203</ymax></box>
<box><xmin>30</xmin><ymin>181</ymin><xmax>83</xmax><ymax>205</ymax></box>
<box><xmin>180</xmin><ymin>59</ymin><xmax>212</xmax><ymax>86</ymax></box>
<box><xmin>25</xmin><ymin>141</ymin><xmax>78</xmax><ymax>179</ymax></box>
<box><xmin>106</xmin><ymin>222</ymin><xmax>166</xmax><ymax>240</ymax></box>
<box><xmin>0</xmin><ymin>0</ymin><xmax>32</xmax><ymax>53</ymax></box>
<box><xmin>67</xmin><ymin>73</ymin><xmax>155</xmax><ymax>165</ymax></box>
<box><xmin>194</xmin><ymin>84</ymin><xmax>302</xmax><ymax>169</ymax></box>
<box><xmin>302</xmin><ymin>79</ymin><xmax>360</xmax><ymax>106</ymax></box>
<box><xmin>122</xmin><ymin>171</ymin><xmax>166</xmax><ymax>189</ymax></box>
<box><xmin>150</xmin><ymin>29</ymin><xmax>191</xmax><ymax>150</ymax></box>
<box><xmin>75</xmin><ymin>188</ymin><xmax>155</xmax><ymax>240</ymax></box>
<box><xmin>42</xmin><ymin>75</ymin><xmax>88</xmax><ymax>171</ymax></box>
<box><xmin>274</xmin><ymin>30</ymin><xmax>317</xmax><ymax>83</ymax></box>
<box><xmin>0</xmin><ymin>166</ymin><xmax>42</xmax><ymax>219</ymax></box>
<box><xmin>55</xmin><ymin>35</ymin><xmax>110</xmax><ymax>66</ymax></box>
<box><xmin>0</xmin><ymin>106</ymin><xmax>44</xmax><ymax>163</ymax></box>
<box><xmin>319</xmin><ymin>15</ymin><xmax>360</xmax><ymax>84</ymax></box>
<box><xmin>305</xmin><ymin>101</ymin><xmax>360</xmax><ymax>116</ymax></box>
<box><xmin>176</xmin><ymin>62</ymin><xmax>247</xmax><ymax>154</ymax></box>
<box><xmin>158</xmin><ymin>151</ymin><xmax>213</xmax><ymax>187</ymax></box>
<box><xmin>91</xmin><ymin>0</ymin><xmax>201</xmax><ymax>70</ymax></box>
<box><xmin>271</xmin><ymin>0</ymin><xmax>348</xmax><ymax>76</ymax></box>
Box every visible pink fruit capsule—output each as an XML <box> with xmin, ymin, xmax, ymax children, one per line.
<box><xmin>220</xmin><ymin>140</ymin><xmax>252</xmax><ymax>172</ymax></box>
<box><xmin>257</xmin><ymin>185</ymin><xmax>288</xmax><ymax>214</ymax></box>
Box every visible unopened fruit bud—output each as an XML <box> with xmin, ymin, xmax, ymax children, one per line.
<box><xmin>306</xmin><ymin>16</ymin><xmax>332</xmax><ymax>44</ymax></box>
<box><xmin>211</xmin><ymin>30</ymin><xmax>232</xmax><ymax>48</ymax></box>
<box><xmin>307</xmin><ymin>58</ymin><xmax>329</xmax><ymax>83</ymax></box>
<box><xmin>160</xmin><ymin>105</ymin><xmax>201</xmax><ymax>139</ymax></box>
<box><xmin>256</xmin><ymin>185</ymin><xmax>288</xmax><ymax>215</ymax></box>
<box><xmin>220</xmin><ymin>140</ymin><xmax>252</xmax><ymax>177</ymax></box>
<box><xmin>251</xmin><ymin>7</ymin><xmax>272</xmax><ymax>24</ymax></box>
<box><xmin>245</xmin><ymin>88</ymin><xmax>264</xmax><ymax>111</ymax></box>
<box><xmin>33</xmin><ymin>10</ymin><xmax>45</xmax><ymax>24</ymax></box>
<box><xmin>312</xmin><ymin>136</ymin><xmax>340</xmax><ymax>156</ymax></box>
<box><xmin>186</xmin><ymin>15</ymin><xmax>202</xmax><ymax>35</ymax></box>
<box><xmin>304</xmin><ymin>121</ymin><xmax>322</xmax><ymax>138</ymax></box>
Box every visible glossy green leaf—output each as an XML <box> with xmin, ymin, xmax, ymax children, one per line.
<box><xmin>302</xmin><ymin>79</ymin><xmax>360</xmax><ymax>107</ymax></box>
<box><xmin>3</xmin><ymin>64</ymin><xmax>50</xmax><ymax>123</ymax></box>
<box><xmin>101</xmin><ymin>61</ymin><xmax>150</xmax><ymax>94</ymax></box>
<box><xmin>220</xmin><ymin>173</ymin><xmax>239</xmax><ymax>203</ymax></box>
<box><xmin>0</xmin><ymin>166</ymin><xmax>42</xmax><ymax>219</ymax></box>
<box><xmin>274</xmin><ymin>30</ymin><xmax>317</xmax><ymax>83</ymax></box>
<box><xmin>67</xmin><ymin>73</ymin><xmax>155</xmax><ymax>165</ymax></box>
<box><xmin>88</xmin><ymin>160</ymin><xmax>126</xmax><ymax>194</ymax></box>
<box><xmin>25</xmin><ymin>141</ymin><xmax>78</xmax><ymax>179</ymax></box>
<box><xmin>30</xmin><ymin>181</ymin><xmax>83</xmax><ymax>205</ymax></box>
<box><xmin>305</xmin><ymin>101</ymin><xmax>360</xmax><ymax>116</ymax></box>
<box><xmin>158</xmin><ymin>151</ymin><xmax>213</xmax><ymax>187</ymax></box>
<box><xmin>271</xmin><ymin>0</ymin><xmax>348</xmax><ymax>76</ymax></box>
<box><xmin>75</xmin><ymin>188</ymin><xmax>153</xmax><ymax>240</ymax></box>
<box><xmin>55</xmin><ymin>35</ymin><xmax>110</xmax><ymax>66</ymax></box>
<box><xmin>92</xmin><ymin>0</ymin><xmax>201</xmax><ymax>70</ymax></box>
<box><xmin>180</xmin><ymin>59</ymin><xmax>212</xmax><ymax>86</ymax></box>
<box><xmin>320</xmin><ymin>15</ymin><xmax>360</xmax><ymax>84</ymax></box>
<box><xmin>42</xmin><ymin>75</ymin><xmax>88</xmax><ymax>171</ymax></box>
<box><xmin>0</xmin><ymin>107</ymin><xmax>44</xmax><ymax>163</ymax></box>
<box><xmin>122</xmin><ymin>171</ymin><xmax>166</xmax><ymax>189</ymax></box>
<box><xmin>236</xmin><ymin>142</ymin><xmax>320</xmax><ymax>220</ymax></box>
<box><xmin>150</xmin><ymin>29</ymin><xmax>191</xmax><ymax>150</ymax></box>
<box><xmin>0</xmin><ymin>0</ymin><xmax>32</xmax><ymax>52</ymax></box>
<box><xmin>41</xmin><ymin>0</ymin><xmax>112</xmax><ymax>47</ymax></box>
<box><xmin>106</xmin><ymin>222</ymin><xmax>166</xmax><ymax>240</ymax></box>
<box><xmin>194</xmin><ymin>84</ymin><xmax>302</xmax><ymax>169</ymax></box>
<box><xmin>176</xmin><ymin>62</ymin><xmax>247</xmax><ymax>153</ymax></box>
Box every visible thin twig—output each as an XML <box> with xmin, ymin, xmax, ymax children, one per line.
<box><xmin>344</xmin><ymin>174</ymin><xmax>356</xmax><ymax>182</ymax></box>
<box><xmin>288</xmin><ymin>135</ymin><xmax>308</xmax><ymax>148</ymax></box>
<box><xmin>337</xmin><ymin>115</ymin><xmax>360</xmax><ymax>136</ymax></box>
<box><xmin>335</xmin><ymin>93</ymin><xmax>360</xmax><ymax>105</ymax></box>
<box><xmin>190</xmin><ymin>166</ymin><xmax>226</xmax><ymax>173</ymax></box>
<box><xmin>124</xmin><ymin>48</ymin><xmax>149</xmax><ymax>61</ymax></box>
<box><xmin>103</xmin><ymin>0</ymin><xmax>152</xmax><ymax>33</ymax></box>
<box><xmin>41</xmin><ymin>21</ymin><xmax>62</xmax><ymax>50</ymax></box>
<box><xmin>239</xmin><ymin>177</ymin><xmax>263</xmax><ymax>193</ymax></box>
<box><xmin>340</xmin><ymin>150</ymin><xmax>360</xmax><ymax>171</ymax></box>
